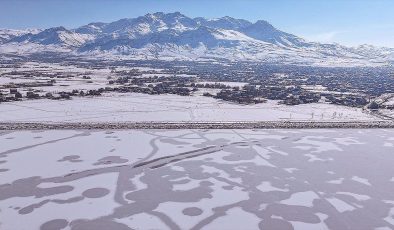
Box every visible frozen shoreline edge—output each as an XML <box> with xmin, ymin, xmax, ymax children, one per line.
<box><xmin>1</xmin><ymin>121</ymin><xmax>394</xmax><ymax>130</ymax></box>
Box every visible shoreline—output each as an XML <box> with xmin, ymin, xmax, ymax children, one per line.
<box><xmin>1</xmin><ymin>121</ymin><xmax>394</xmax><ymax>130</ymax></box>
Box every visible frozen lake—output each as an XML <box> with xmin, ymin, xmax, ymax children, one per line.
<box><xmin>1</xmin><ymin>129</ymin><xmax>394</xmax><ymax>229</ymax></box>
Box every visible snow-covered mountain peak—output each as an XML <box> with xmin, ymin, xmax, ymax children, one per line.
<box><xmin>254</xmin><ymin>20</ymin><xmax>274</xmax><ymax>28</ymax></box>
<box><xmin>1</xmin><ymin>12</ymin><xmax>393</xmax><ymax>67</ymax></box>
<box><xmin>0</xmin><ymin>28</ymin><xmax>41</xmax><ymax>44</ymax></box>
<box><xmin>74</xmin><ymin>22</ymin><xmax>106</xmax><ymax>35</ymax></box>
<box><xmin>8</xmin><ymin>26</ymin><xmax>93</xmax><ymax>47</ymax></box>
<box><xmin>195</xmin><ymin>16</ymin><xmax>252</xmax><ymax>30</ymax></box>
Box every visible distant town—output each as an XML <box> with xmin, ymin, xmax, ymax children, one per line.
<box><xmin>1</xmin><ymin>58</ymin><xmax>394</xmax><ymax>120</ymax></box>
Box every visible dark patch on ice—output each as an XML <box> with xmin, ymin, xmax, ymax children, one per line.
<box><xmin>160</xmin><ymin>138</ymin><xmax>190</xmax><ymax>145</ymax></box>
<box><xmin>19</xmin><ymin>199</ymin><xmax>50</xmax><ymax>214</ymax></box>
<box><xmin>40</xmin><ymin>219</ymin><xmax>68</xmax><ymax>230</ymax></box>
<box><xmin>193</xmin><ymin>138</ymin><xmax>229</xmax><ymax>148</ymax></box>
<box><xmin>259</xmin><ymin>218</ymin><xmax>293</xmax><ymax>230</ymax></box>
<box><xmin>182</xmin><ymin>207</ymin><xmax>203</xmax><ymax>216</ymax></box>
<box><xmin>18</xmin><ymin>196</ymin><xmax>83</xmax><ymax>215</ymax></box>
<box><xmin>94</xmin><ymin>156</ymin><xmax>128</xmax><ymax>165</ymax></box>
<box><xmin>70</xmin><ymin>219</ymin><xmax>132</xmax><ymax>230</ymax></box>
<box><xmin>173</xmin><ymin>178</ymin><xmax>190</xmax><ymax>184</ymax></box>
<box><xmin>58</xmin><ymin>155</ymin><xmax>82</xmax><ymax>163</ymax></box>
<box><xmin>222</xmin><ymin>185</ymin><xmax>234</xmax><ymax>190</ymax></box>
<box><xmin>82</xmin><ymin>188</ymin><xmax>110</xmax><ymax>198</ymax></box>
<box><xmin>53</xmin><ymin>196</ymin><xmax>84</xmax><ymax>204</ymax></box>
<box><xmin>200</xmin><ymin>181</ymin><xmax>214</xmax><ymax>186</ymax></box>
<box><xmin>222</xmin><ymin>145</ymin><xmax>256</xmax><ymax>161</ymax></box>
<box><xmin>0</xmin><ymin>168</ymin><xmax>9</xmax><ymax>172</ymax></box>
<box><xmin>0</xmin><ymin>176</ymin><xmax>74</xmax><ymax>200</ymax></box>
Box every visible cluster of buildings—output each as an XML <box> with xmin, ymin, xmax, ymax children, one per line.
<box><xmin>0</xmin><ymin>87</ymin><xmax>107</xmax><ymax>103</ymax></box>
<box><xmin>1</xmin><ymin>59</ymin><xmax>393</xmax><ymax>113</ymax></box>
<box><xmin>210</xmin><ymin>85</ymin><xmax>320</xmax><ymax>105</ymax></box>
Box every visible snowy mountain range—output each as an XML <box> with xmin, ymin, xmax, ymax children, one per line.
<box><xmin>1</xmin><ymin>12</ymin><xmax>393</xmax><ymax>66</ymax></box>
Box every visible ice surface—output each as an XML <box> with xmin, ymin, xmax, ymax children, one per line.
<box><xmin>1</xmin><ymin>129</ymin><xmax>394</xmax><ymax>229</ymax></box>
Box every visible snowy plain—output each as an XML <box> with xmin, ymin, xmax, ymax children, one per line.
<box><xmin>0</xmin><ymin>92</ymin><xmax>380</xmax><ymax>123</ymax></box>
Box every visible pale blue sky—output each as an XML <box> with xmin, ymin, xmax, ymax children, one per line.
<box><xmin>1</xmin><ymin>0</ymin><xmax>394</xmax><ymax>47</ymax></box>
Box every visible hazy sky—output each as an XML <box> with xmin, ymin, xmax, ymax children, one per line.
<box><xmin>1</xmin><ymin>0</ymin><xmax>394</xmax><ymax>47</ymax></box>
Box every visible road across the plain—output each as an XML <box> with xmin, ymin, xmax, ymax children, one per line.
<box><xmin>1</xmin><ymin>121</ymin><xmax>394</xmax><ymax>130</ymax></box>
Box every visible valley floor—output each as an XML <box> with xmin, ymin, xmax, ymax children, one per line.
<box><xmin>1</xmin><ymin>129</ymin><xmax>394</xmax><ymax>229</ymax></box>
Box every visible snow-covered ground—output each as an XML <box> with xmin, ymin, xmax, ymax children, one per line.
<box><xmin>0</xmin><ymin>92</ymin><xmax>379</xmax><ymax>122</ymax></box>
<box><xmin>1</xmin><ymin>129</ymin><xmax>394</xmax><ymax>229</ymax></box>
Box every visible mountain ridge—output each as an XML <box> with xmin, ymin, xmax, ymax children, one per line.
<box><xmin>0</xmin><ymin>12</ymin><xmax>393</xmax><ymax>67</ymax></box>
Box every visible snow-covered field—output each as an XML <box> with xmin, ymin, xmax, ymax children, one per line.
<box><xmin>1</xmin><ymin>129</ymin><xmax>394</xmax><ymax>229</ymax></box>
<box><xmin>0</xmin><ymin>93</ymin><xmax>379</xmax><ymax>122</ymax></box>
